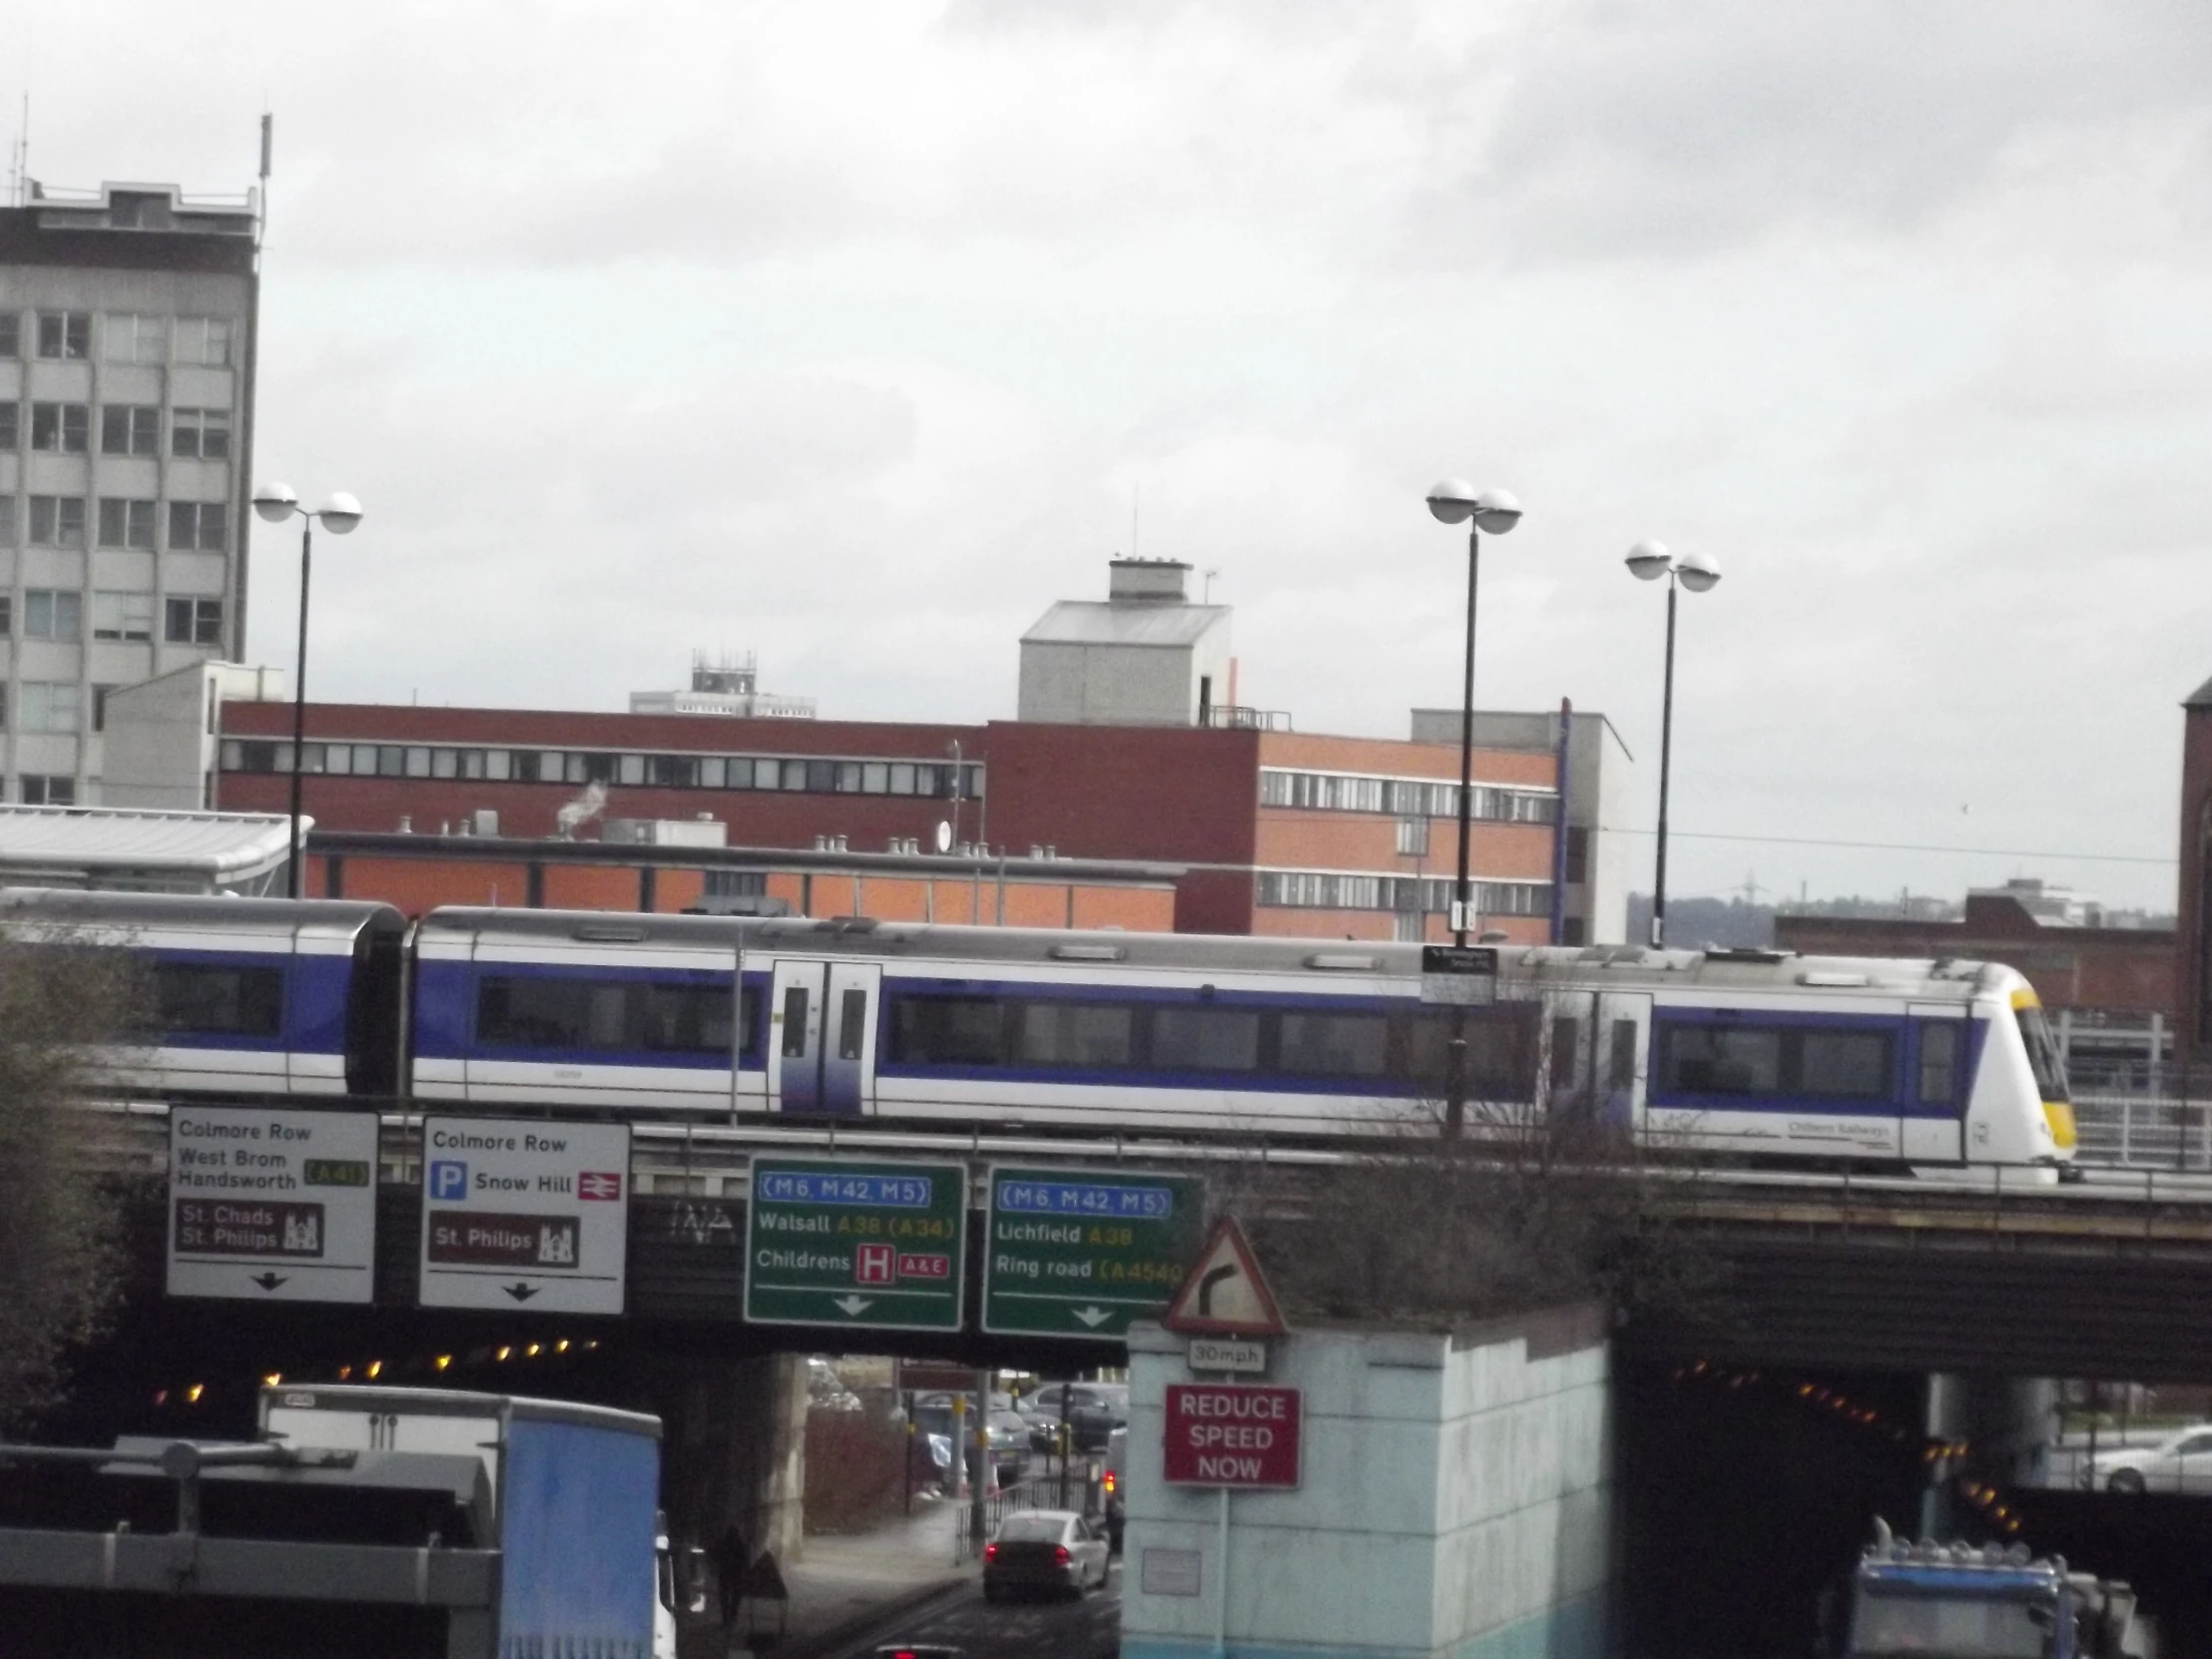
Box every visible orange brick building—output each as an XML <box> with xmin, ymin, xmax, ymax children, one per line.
<box><xmin>214</xmin><ymin>706</ymin><xmax>1582</xmax><ymax>942</ymax></box>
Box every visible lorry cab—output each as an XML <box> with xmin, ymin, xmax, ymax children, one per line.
<box><xmin>1847</xmin><ymin>1528</ymin><xmax>2135</xmax><ymax>1659</ymax></box>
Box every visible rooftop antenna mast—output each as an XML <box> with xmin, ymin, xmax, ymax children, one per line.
<box><xmin>1132</xmin><ymin>480</ymin><xmax>1140</xmax><ymax>560</ymax></box>
<box><xmin>11</xmin><ymin>94</ymin><xmax>27</xmax><ymax>209</ymax></box>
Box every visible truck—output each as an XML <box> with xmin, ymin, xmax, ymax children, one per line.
<box><xmin>0</xmin><ymin>1382</ymin><xmax>685</xmax><ymax>1659</ymax></box>
<box><xmin>1845</xmin><ymin>1521</ymin><xmax>2138</xmax><ymax>1659</ymax></box>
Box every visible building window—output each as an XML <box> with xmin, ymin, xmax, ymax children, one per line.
<box><xmin>171</xmin><ymin>408</ymin><xmax>232</xmax><ymax>461</ymax></box>
<box><xmin>20</xmin><ymin>684</ymin><xmax>80</xmax><ymax>735</ymax></box>
<box><xmin>172</xmin><ymin>317</ymin><xmax>233</xmax><ymax>366</ymax></box>
<box><xmin>101</xmin><ymin>405</ymin><xmax>160</xmax><ymax>456</ymax></box>
<box><xmin>103</xmin><ymin>314</ymin><xmax>168</xmax><ymax>364</ymax></box>
<box><xmin>30</xmin><ymin>402</ymin><xmax>89</xmax><ymax>453</ymax></box>
<box><xmin>36</xmin><ymin>312</ymin><xmax>90</xmax><ymax>359</ymax></box>
<box><xmin>1395</xmin><ymin>818</ymin><xmax>1429</xmax><ymax>856</ymax></box>
<box><xmin>0</xmin><ymin>596</ymin><xmax>12</xmax><ymax>635</ymax></box>
<box><xmin>169</xmin><ymin>501</ymin><xmax>229</xmax><ymax>553</ymax></box>
<box><xmin>0</xmin><ymin>401</ymin><xmax>16</xmax><ymax>448</ymax></box>
<box><xmin>25</xmin><ymin>591</ymin><xmax>82</xmax><ymax>642</ymax></box>
<box><xmin>161</xmin><ymin>597</ymin><xmax>224</xmax><ymax>650</ymax></box>
<box><xmin>704</xmin><ymin>870</ymin><xmax>769</xmax><ymax>898</ymax></box>
<box><xmin>29</xmin><ymin>497</ymin><xmax>86</xmax><ymax>548</ymax></box>
<box><xmin>1261</xmin><ymin>766</ymin><xmax>1558</xmax><ymax>826</ymax></box>
<box><xmin>0</xmin><ymin>313</ymin><xmax>17</xmax><ymax>357</ymax></box>
<box><xmin>93</xmin><ymin>591</ymin><xmax>155</xmax><ymax>642</ymax></box>
<box><xmin>97</xmin><ymin>498</ymin><xmax>158</xmax><ymax>551</ymax></box>
<box><xmin>0</xmin><ymin>496</ymin><xmax>13</xmax><ymax>549</ymax></box>
<box><xmin>91</xmin><ymin>685</ymin><xmax>116</xmax><ymax>733</ymax></box>
<box><xmin>20</xmin><ymin>775</ymin><xmax>77</xmax><ymax>806</ymax></box>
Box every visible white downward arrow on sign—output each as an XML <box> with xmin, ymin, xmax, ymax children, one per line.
<box><xmin>1071</xmin><ymin>1306</ymin><xmax>1113</xmax><ymax>1328</ymax></box>
<box><xmin>832</xmin><ymin>1295</ymin><xmax>873</xmax><ymax>1316</ymax></box>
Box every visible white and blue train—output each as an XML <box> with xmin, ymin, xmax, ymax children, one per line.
<box><xmin>0</xmin><ymin>889</ymin><xmax>2078</xmax><ymax>1172</ymax></box>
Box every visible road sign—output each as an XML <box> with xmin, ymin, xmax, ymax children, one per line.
<box><xmin>982</xmin><ymin>1166</ymin><xmax>1206</xmax><ymax>1339</ymax></box>
<box><xmin>1162</xmin><ymin>1383</ymin><xmax>1302</xmax><ymax>1488</ymax></box>
<box><xmin>1188</xmin><ymin>1337</ymin><xmax>1267</xmax><ymax>1374</ymax></box>
<box><xmin>745</xmin><ymin>1158</ymin><xmax>966</xmax><ymax>1332</ymax></box>
<box><xmin>168</xmin><ymin>1106</ymin><xmax>378</xmax><ymax>1304</ymax></box>
<box><xmin>1420</xmin><ymin>943</ymin><xmax>1498</xmax><ymax>1006</ymax></box>
<box><xmin>1161</xmin><ymin>1217</ymin><xmax>1288</xmax><ymax>1338</ymax></box>
<box><xmin>417</xmin><ymin>1118</ymin><xmax>631</xmax><ymax>1314</ymax></box>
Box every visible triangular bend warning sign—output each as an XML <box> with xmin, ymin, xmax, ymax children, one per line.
<box><xmin>1161</xmin><ymin>1217</ymin><xmax>1288</xmax><ymax>1338</ymax></box>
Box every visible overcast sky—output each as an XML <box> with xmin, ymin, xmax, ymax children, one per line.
<box><xmin>16</xmin><ymin>0</ymin><xmax>2212</xmax><ymax>910</ymax></box>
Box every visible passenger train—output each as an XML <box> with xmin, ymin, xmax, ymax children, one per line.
<box><xmin>0</xmin><ymin>889</ymin><xmax>2078</xmax><ymax>1173</ymax></box>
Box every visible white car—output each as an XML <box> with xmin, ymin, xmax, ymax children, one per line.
<box><xmin>2091</xmin><ymin>1423</ymin><xmax>2212</xmax><ymax>1492</ymax></box>
<box><xmin>982</xmin><ymin>1509</ymin><xmax>1112</xmax><ymax>1602</ymax></box>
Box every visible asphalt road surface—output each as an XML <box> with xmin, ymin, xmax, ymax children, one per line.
<box><xmin>824</xmin><ymin>1564</ymin><xmax>1121</xmax><ymax>1659</ymax></box>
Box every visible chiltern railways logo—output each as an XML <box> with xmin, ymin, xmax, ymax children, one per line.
<box><xmin>578</xmin><ymin>1172</ymin><xmax>624</xmax><ymax>1202</ymax></box>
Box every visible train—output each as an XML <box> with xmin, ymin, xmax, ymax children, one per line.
<box><xmin>0</xmin><ymin>887</ymin><xmax>2077</xmax><ymax>1172</ymax></box>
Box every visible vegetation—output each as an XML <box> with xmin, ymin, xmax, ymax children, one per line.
<box><xmin>0</xmin><ymin>934</ymin><xmax>144</xmax><ymax>1426</ymax></box>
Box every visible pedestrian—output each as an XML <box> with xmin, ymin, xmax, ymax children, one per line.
<box><xmin>713</xmin><ymin>1521</ymin><xmax>752</xmax><ymax>1631</ymax></box>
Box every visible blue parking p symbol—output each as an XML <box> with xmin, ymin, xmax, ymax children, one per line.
<box><xmin>429</xmin><ymin>1160</ymin><xmax>468</xmax><ymax>1202</ymax></box>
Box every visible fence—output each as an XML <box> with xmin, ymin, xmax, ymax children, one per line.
<box><xmin>2074</xmin><ymin>1095</ymin><xmax>2212</xmax><ymax>1170</ymax></box>
<box><xmin>949</xmin><ymin>1469</ymin><xmax>1101</xmax><ymax>1564</ymax></box>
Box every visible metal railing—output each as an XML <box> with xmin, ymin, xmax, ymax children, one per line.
<box><xmin>950</xmin><ymin>1471</ymin><xmax>1094</xmax><ymax>1564</ymax></box>
<box><xmin>2073</xmin><ymin>1096</ymin><xmax>2212</xmax><ymax>1170</ymax></box>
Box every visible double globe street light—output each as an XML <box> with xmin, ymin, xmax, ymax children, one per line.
<box><xmin>1624</xmin><ymin>541</ymin><xmax>1720</xmax><ymax>949</ymax></box>
<box><xmin>1424</xmin><ymin>478</ymin><xmax>1524</xmax><ymax>1138</ymax></box>
<box><xmin>252</xmin><ymin>484</ymin><xmax>365</xmax><ymax>900</ymax></box>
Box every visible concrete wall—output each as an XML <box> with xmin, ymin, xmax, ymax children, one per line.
<box><xmin>1121</xmin><ymin>1310</ymin><xmax>1611</xmax><ymax>1659</ymax></box>
<box><xmin>1017</xmin><ymin>627</ymin><xmax>1234</xmax><ymax>727</ymax></box>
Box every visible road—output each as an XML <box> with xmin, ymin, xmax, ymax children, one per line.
<box><xmin>821</xmin><ymin>1564</ymin><xmax>1121</xmax><ymax>1659</ymax></box>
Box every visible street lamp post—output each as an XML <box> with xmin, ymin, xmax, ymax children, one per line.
<box><xmin>1424</xmin><ymin>479</ymin><xmax>1523</xmax><ymax>1137</ymax></box>
<box><xmin>1624</xmin><ymin>541</ymin><xmax>1720</xmax><ymax>949</ymax></box>
<box><xmin>252</xmin><ymin>483</ymin><xmax>364</xmax><ymax>899</ymax></box>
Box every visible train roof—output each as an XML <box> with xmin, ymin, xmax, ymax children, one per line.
<box><xmin>0</xmin><ymin>887</ymin><xmax>406</xmax><ymax>935</ymax></box>
<box><xmin>421</xmin><ymin>906</ymin><xmax>2013</xmax><ymax>998</ymax></box>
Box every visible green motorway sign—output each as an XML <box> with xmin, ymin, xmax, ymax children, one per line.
<box><xmin>745</xmin><ymin>1158</ymin><xmax>967</xmax><ymax>1332</ymax></box>
<box><xmin>983</xmin><ymin>1165</ymin><xmax>1207</xmax><ymax>1339</ymax></box>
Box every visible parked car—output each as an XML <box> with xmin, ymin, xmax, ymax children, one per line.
<box><xmin>1102</xmin><ymin>1426</ymin><xmax>1127</xmax><ymax>1552</ymax></box>
<box><xmin>2091</xmin><ymin>1423</ymin><xmax>2212</xmax><ymax>1492</ymax></box>
<box><xmin>905</xmin><ymin>1398</ymin><xmax>1028</xmax><ymax>1484</ymax></box>
<box><xmin>982</xmin><ymin>1509</ymin><xmax>1112</xmax><ymax>1602</ymax></box>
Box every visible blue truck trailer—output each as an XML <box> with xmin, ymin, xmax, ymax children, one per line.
<box><xmin>0</xmin><ymin>1384</ymin><xmax>679</xmax><ymax>1659</ymax></box>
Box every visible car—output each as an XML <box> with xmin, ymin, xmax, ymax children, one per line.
<box><xmin>905</xmin><ymin>1398</ymin><xmax>1029</xmax><ymax>1485</ymax></box>
<box><xmin>1101</xmin><ymin>1426</ymin><xmax>1127</xmax><ymax>1552</ymax></box>
<box><xmin>1020</xmin><ymin>1383</ymin><xmax>1127</xmax><ymax>1454</ymax></box>
<box><xmin>872</xmin><ymin>1646</ymin><xmax>963</xmax><ymax>1659</ymax></box>
<box><xmin>2090</xmin><ymin>1423</ymin><xmax>2212</xmax><ymax>1492</ymax></box>
<box><xmin>981</xmin><ymin>1509</ymin><xmax>1112</xmax><ymax>1603</ymax></box>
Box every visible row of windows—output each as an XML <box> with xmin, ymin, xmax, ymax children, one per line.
<box><xmin>1256</xmin><ymin>869</ymin><xmax>1552</xmax><ymax>917</ymax></box>
<box><xmin>0</xmin><ymin>591</ymin><xmax>223</xmax><ymax>647</ymax></box>
<box><xmin>0</xmin><ymin>494</ymin><xmax>229</xmax><ymax>553</ymax></box>
<box><xmin>1652</xmin><ymin>1020</ymin><xmax>1962</xmax><ymax>1105</ymax></box>
<box><xmin>476</xmin><ymin>976</ymin><xmax>751</xmax><ymax>1055</ymax></box>
<box><xmin>0</xmin><ymin>311</ymin><xmax>234</xmax><ymax>366</ymax></box>
<box><xmin>1260</xmin><ymin>768</ymin><xmax>1558</xmax><ymax>825</ymax></box>
<box><xmin>0</xmin><ymin>401</ymin><xmax>231</xmax><ymax>458</ymax></box>
<box><xmin>222</xmin><ymin>740</ymin><xmax>984</xmax><ymax>798</ymax></box>
<box><xmin>886</xmin><ymin>993</ymin><xmax>1534</xmax><ymax>1093</ymax></box>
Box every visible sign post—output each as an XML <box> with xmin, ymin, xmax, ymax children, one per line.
<box><xmin>744</xmin><ymin>1158</ymin><xmax>966</xmax><ymax>1332</ymax></box>
<box><xmin>1419</xmin><ymin>942</ymin><xmax>1498</xmax><ymax>1006</ymax></box>
<box><xmin>168</xmin><ymin>1106</ymin><xmax>377</xmax><ymax>1303</ymax></box>
<box><xmin>417</xmin><ymin>1118</ymin><xmax>631</xmax><ymax>1314</ymax></box>
<box><xmin>982</xmin><ymin>1166</ymin><xmax>1205</xmax><ymax>1339</ymax></box>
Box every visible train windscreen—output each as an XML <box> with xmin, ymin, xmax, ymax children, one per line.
<box><xmin>2014</xmin><ymin>1003</ymin><xmax>2071</xmax><ymax>1103</ymax></box>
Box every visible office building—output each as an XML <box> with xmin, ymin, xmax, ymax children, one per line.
<box><xmin>0</xmin><ymin>180</ymin><xmax>260</xmax><ymax>807</ymax></box>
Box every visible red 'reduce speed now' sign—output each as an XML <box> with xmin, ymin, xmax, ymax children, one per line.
<box><xmin>1162</xmin><ymin>1383</ymin><xmax>1302</xmax><ymax>1488</ymax></box>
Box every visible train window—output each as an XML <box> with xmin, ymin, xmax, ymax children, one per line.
<box><xmin>1278</xmin><ymin>1012</ymin><xmax>1387</xmax><ymax>1078</ymax></box>
<box><xmin>1917</xmin><ymin>1023</ymin><xmax>1960</xmax><ymax>1105</ymax></box>
<box><xmin>1798</xmin><ymin>1030</ymin><xmax>1891</xmax><ymax>1100</ymax></box>
<box><xmin>2014</xmin><ymin>1003</ymin><xmax>2071</xmax><ymax>1102</ymax></box>
<box><xmin>1550</xmin><ymin>1017</ymin><xmax>1580</xmax><ymax>1095</ymax></box>
<box><xmin>1152</xmin><ymin>1007</ymin><xmax>1261</xmax><ymax>1072</ymax></box>
<box><xmin>889</xmin><ymin>996</ymin><xmax>1005</xmax><ymax>1066</ymax></box>
<box><xmin>1657</xmin><ymin>1025</ymin><xmax>1783</xmax><ymax>1095</ymax></box>
<box><xmin>477</xmin><ymin>976</ymin><xmax>736</xmax><ymax>1055</ymax></box>
<box><xmin>1405</xmin><ymin>1009</ymin><xmax>1537</xmax><ymax>1100</ymax></box>
<box><xmin>782</xmin><ymin>987</ymin><xmax>810</xmax><ymax>1058</ymax></box>
<box><xmin>836</xmin><ymin>988</ymin><xmax>867</xmax><ymax>1060</ymax></box>
<box><xmin>1017</xmin><ymin>1003</ymin><xmax>1136</xmax><ymax>1067</ymax></box>
<box><xmin>155</xmin><ymin>962</ymin><xmax>283</xmax><ymax>1037</ymax></box>
<box><xmin>1608</xmin><ymin>1020</ymin><xmax>1638</xmax><ymax>1091</ymax></box>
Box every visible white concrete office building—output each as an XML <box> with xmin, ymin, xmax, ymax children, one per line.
<box><xmin>0</xmin><ymin>181</ymin><xmax>260</xmax><ymax>806</ymax></box>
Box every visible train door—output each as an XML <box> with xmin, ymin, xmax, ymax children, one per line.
<box><xmin>768</xmin><ymin>960</ymin><xmax>879</xmax><ymax>1115</ymax></box>
<box><xmin>1597</xmin><ymin>991</ymin><xmax>1652</xmax><ymax>1137</ymax></box>
<box><xmin>1903</xmin><ymin>1003</ymin><xmax>1968</xmax><ymax>1163</ymax></box>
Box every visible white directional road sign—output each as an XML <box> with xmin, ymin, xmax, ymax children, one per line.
<box><xmin>168</xmin><ymin>1106</ymin><xmax>378</xmax><ymax>1304</ymax></box>
<box><xmin>417</xmin><ymin>1118</ymin><xmax>631</xmax><ymax>1315</ymax></box>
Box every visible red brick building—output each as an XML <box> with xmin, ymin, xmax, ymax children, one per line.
<box><xmin>213</xmin><ymin>703</ymin><xmax>1571</xmax><ymax>941</ymax></box>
